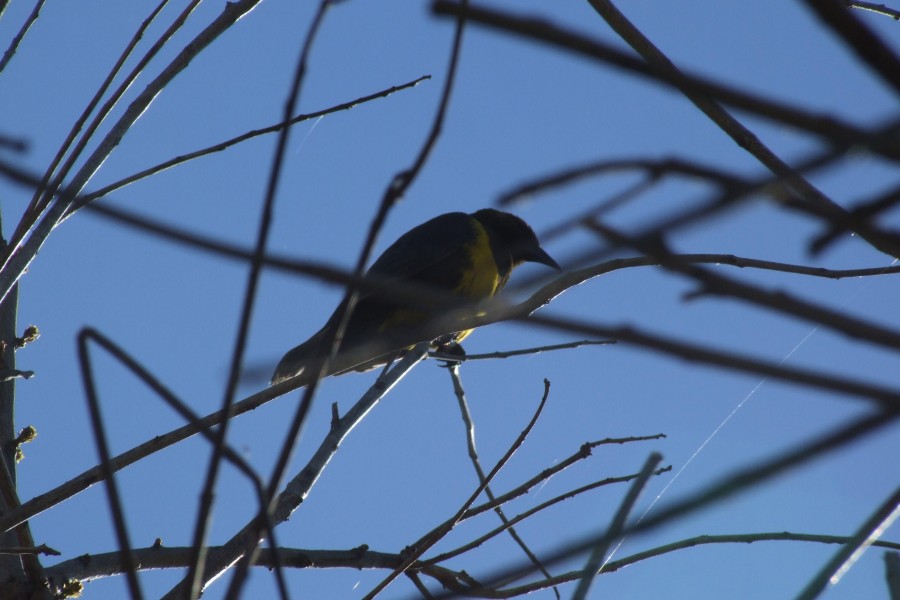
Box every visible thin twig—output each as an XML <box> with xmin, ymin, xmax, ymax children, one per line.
<box><xmin>9</xmin><ymin>0</ymin><xmax>181</xmax><ymax>262</ymax></box>
<box><xmin>572</xmin><ymin>452</ymin><xmax>663</xmax><ymax>600</ymax></box>
<box><xmin>0</xmin><ymin>0</ymin><xmax>45</xmax><ymax>74</ymax></box>
<box><xmin>540</xmin><ymin>176</ymin><xmax>663</xmax><ymax>242</ymax></box>
<box><xmin>811</xmin><ymin>182</ymin><xmax>900</xmax><ymax>254</ymax></box>
<box><xmin>886</xmin><ymin>551</ymin><xmax>900</xmax><ymax>600</ymax></box>
<box><xmin>802</xmin><ymin>0</ymin><xmax>900</xmax><ymax>94</ymax></box>
<box><xmin>796</xmin><ymin>485</ymin><xmax>900</xmax><ymax>599</ymax></box>
<box><xmin>76</xmin><ymin>75</ymin><xmax>431</xmax><ymax>206</ymax></box>
<box><xmin>0</xmin><ymin>0</ymin><xmax>263</xmax><ymax>308</ymax></box>
<box><xmin>363</xmin><ymin>378</ymin><xmax>552</xmax><ymax>599</ymax></box>
<box><xmin>42</xmin><ymin>533</ymin><xmax>900</xmax><ymax>597</ymax></box>
<box><xmin>500</xmin><ymin>157</ymin><xmax>744</xmax><ymax>207</ymax></box>
<box><xmin>182</xmin><ymin>2</ymin><xmax>333</xmax><ymax>598</ymax></box>
<box><xmin>430</xmin><ymin>339</ymin><xmax>614</xmax><ymax>363</ymax></box>
<box><xmin>847</xmin><ymin>0</ymin><xmax>900</xmax><ymax>19</ymax></box>
<box><xmin>525</xmin><ymin>312</ymin><xmax>900</xmax><ymax>410</ymax></box>
<box><xmin>75</xmin><ymin>328</ymin><xmax>289</xmax><ymax>597</ymax></box>
<box><xmin>456</xmin><ymin>435</ymin><xmax>667</xmax><ymax>524</ymax></box>
<box><xmin>76</xmin><ymin>330</ymin><xmax>144</xmax><ymax>600</ymax></box>
<box><xmin>425</xmin><ymin>465</ymin><xmax>672</xmax><ymax>567</ymax></box>
<box><xmin>424</xmin><ymin>411</ymin><xmax>898</xmax><ymax>598</ymax></box>
<box><xmin>431</xmin><ymin>1</ymin><xmax>900</xmax><ymax>163</ymax></box>
<box><xmin>0</xmin><ymin>544</ymin><xmax>58</xmax><ymax>556</ymax></box>
<box><xmin>159</xmin><ymin>344</ymin><xmax>430</xmax><ymax>600</ymax></box>
<box><xmin>433</xmin><ymin>1</ymin><xmax>900</xmax><ymax>260</ymax></box>
<box><xmin>585</xmin><ymin>219</ymin><xmax>900</xmax><ymax>354</ymax></box>
<box><xmin>446</xmin><ymin>365</ymin><xmax>560</xmax><ymax>598</ymax></box>
<box><xmin>440</xmin><ymin>531</ymin><xmax>900</xmax><ymax>597</ymax></box>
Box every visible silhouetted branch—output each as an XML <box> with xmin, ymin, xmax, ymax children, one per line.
<box><xmin>0</xmin><ymin>133</ymin><xmax>27</xmax><ymax>152</ymax></box>
<box><xmin>363</xmin><ymin>378</ymin><xmax>551</xmax><ymax>599</ymax></box>
<box><xmin>848</xmin><ymin>1</ymin><xmax>900</xmax><ymax>18</ymax></box>
<box><xmin>431</xmin><ymin>339</ymin><xmax>614</xmax><ymax>363</ymax></box>
<box><xmin>446</xmin><ymin>365</ymin><xmax>560</xmax><ymax>598</ymax></box>
<box><xmin>810</xmin><ymin>182</ymin><xmax>900</xmax><ymax>254</ymax></box>
<box><xmin>183</xmin><ymin>3</ymin><xmax>333</xmax><ymax>598</ymax></box>
<box><xmin>43</xmin><ymin>532</ymin><xmax>900</xmax><ymax>597</ymax></box>
<box><xmin>500</xmin><ymin>157</ymin><xmax>745</xmax><ymax>207</ymax></box>
<box><xmin>160</xmin><ymin>344</ymin><xmax>431</xmax><ymax>599</ymax></box>
<box><xmin>0</xmin><ymin>0</ymin><xmax>263</xmax><ymax>307</ymax></box>
<box><xmin>887</xmin><ymin>551</ymin><xmax>900</xmax><ymax>600</ymax></box>
<box><xmin>426</xmin><ymin>465</ymin><xmax>672</xmax><ymax>567</ymax></box>
<box><xmin>73</xmin><ymin>327</ymin><xmax>288</xmax><ymax>596</ymax></box>
<box><xmin>424</xmin><ymin>411</ymin><xmax>897</xmax><ymax>598</ymax></box>
<box><xmin>573</xmin><ymin>452</ymin><xmax>663</xmax><ymax>599</ymax></box>
<box><xmin>584</xmin><ymin>219</ymin><xmax>900</xmax><ymax>354</ymax></box>
<box><xmin>76</xmin><ymin>75</ymin><xmax>431</xmax><ymax>206</ymax></box>
<box><xmin>801</xmin><ymin>0</ymin><xmax>900</xmax><ymax>94</ymax></box>
<box><xmin>797</xmin><ymin>485</ymin><xmax>900</xmax><ymax>599</ymax></box>
<box><xmin>9</xmin><ymin>0</ymin><xmax>186</xmax><ymax>263</ymax></box>
<box><xmin>431</xmin><ymin>1</ymin><xmax>900</xmax><ymax>162</ymax></box>
<box><xmin>0</xmin><ymin>0</ymin><xmax>45</xmax><ymax>75</ymax></box>
<box><xmin>583</xmin><ymin>0</ymin><xmax>900</xmax><ymax>260</ymax></box>
<box><xmin>76</xmin><ymin>330</ymin><xmax>144</xmax><ymax>599</ymax></box>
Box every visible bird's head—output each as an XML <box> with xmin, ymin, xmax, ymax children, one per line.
<box><xmin>472</xmin><ymin>208</ymin><xmax>560</xmax><ymax>270</ymax></box>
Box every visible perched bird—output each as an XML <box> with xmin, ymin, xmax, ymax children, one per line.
<box><xmin>270</xmin><ymin>208</ymin><xmax>559</xmax><ymax>385</ymax></box>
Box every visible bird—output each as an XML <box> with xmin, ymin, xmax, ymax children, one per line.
<box><xmin>270</xmin><ymin>208</ymin><xmax>559</xmax><ymax>385</ymax></box>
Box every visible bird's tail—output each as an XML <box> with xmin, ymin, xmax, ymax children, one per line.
<box><xmin>270</xmin><ymin>329</ymin><xmax>412</xmax><ymax>386</ymax></box>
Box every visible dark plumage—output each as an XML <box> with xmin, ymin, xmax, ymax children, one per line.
<box><xmin>271</xmin><ymin>208</ymin><xmax>559</xmax><ymax>385</ymax></box>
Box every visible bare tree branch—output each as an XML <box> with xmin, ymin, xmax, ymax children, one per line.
<box><xmin>0</xmin><ymin>0</ymin><xmax>45</xmax><ymax>75</ymax></box>
<box><xmin>802</xmin><ymin>0</ymin><xmax>900</xmax><ymax>94</ymax></box>
<box><xmin>9</xmin><ymin>0</ymin><xmax>184</xmax><ymax>263</ymax></box>
<box><xmin>423</xmin><ymin>411</ymin><xmax>897</xmax><ymax>598</ymax></box>
<box><xmin>431</xmin><ymin>1</ymin><xmax>900</xmax><ymax>162</ymax></box>
<box><xmin>0</xmin><ymin>0</ymin><xmax>263</xmax><ymax>307</ymax></box>
<box><xmin>446</xmin><ymin>365</ymin><xmax>560</xmax><ymax>598</ymax></box>
<box><xmin>363</xmin><ymin>378</ymin><xmax>552</xmax><ymax>599</ymax></box>
<box><xmin>572</xmin><ymin>452</ymin><xmax>663</xmax><ymax>600</ymax></box>
<box><xmin>160</xmin><ymin>344</ymin><xmax>431</xmax><ymax>599</ymax></box>
<box><xmin>41</xmin><ymin>532</ymin><xmax>900</xmax><ymax>597</ymax></box>
<box><xmin>182</xmin><ymin>2</ymin><xmax>334</xmax><ymax>597</ymax></box>
<box><xmin>76</xmin><ymin>330</ymin><xmax>145</xmax><ymax>599</ymax></box>
<box><xmin>887</xmin><ymin>551</ymin><xmax>900</xmax><ymax>600</ymax></box>
<box><xmin>76</xmin><ymin>75</ymin><xmax>431</xmax><ymax>207</ymax></box>
<box><xmin>797</xmin><ymin>485</ymin><xmax>900</xmax><ymax>599</ymax></box>
<box><xmin>847</xmin><ymin>1</ymin><xmax>900</xmax><ymax>19</ymax></box>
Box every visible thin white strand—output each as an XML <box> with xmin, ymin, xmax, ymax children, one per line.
<box><xmin>600</xmin><ymin>258</ymin><xmax>898</xmax><ymax>572</ymax></box>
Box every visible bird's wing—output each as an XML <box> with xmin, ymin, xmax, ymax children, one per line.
<box><xmin>365</xmin><ymin>212</ymin><xmax>477</xmax><ymax>283</ymax></box>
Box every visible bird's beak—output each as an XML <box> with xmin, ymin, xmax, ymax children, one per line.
<box><xmin>525</xmin><ymin>246</ymin><xmax>561</xmax><ymax>270</ymax></box>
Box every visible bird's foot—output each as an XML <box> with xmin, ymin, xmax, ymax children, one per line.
<box><xmin>432</xmin><ymin>337</ymin><xmax>467</xmax><ymax>368</ymax></box>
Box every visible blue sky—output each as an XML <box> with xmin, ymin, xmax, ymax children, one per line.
<box><xmin>1</xmin><ymin>1</ymin><xmax>898</xmax><ymax>598</ymax></box>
